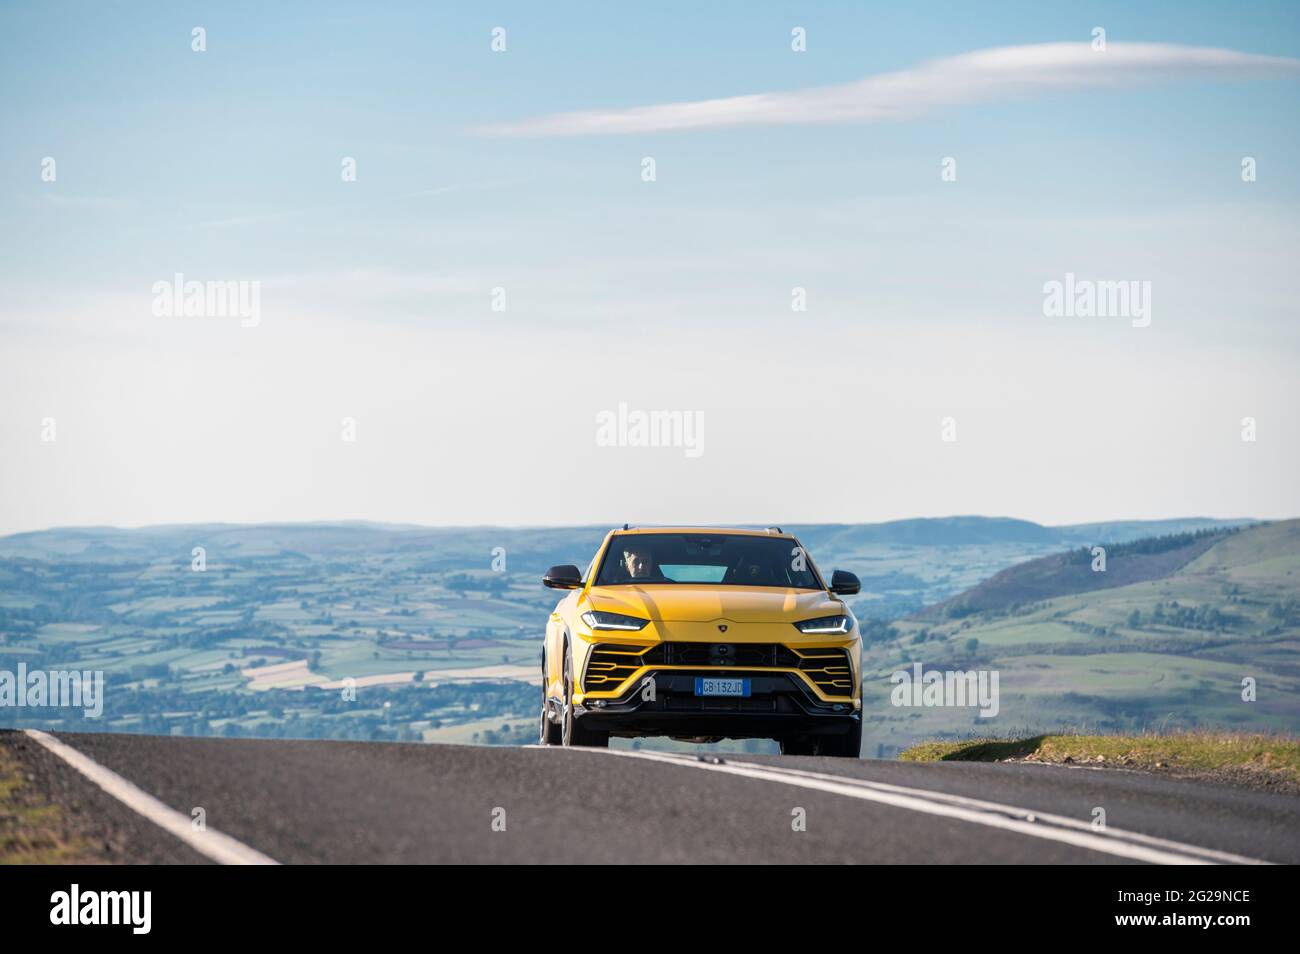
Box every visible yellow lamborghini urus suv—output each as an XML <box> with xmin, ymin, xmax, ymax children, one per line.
<box><xmin>538</xmin><ymin>527</ymin><xmax>863</xmax><ymax>757</ymax></box>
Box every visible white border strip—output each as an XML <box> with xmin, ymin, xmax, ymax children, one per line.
<box><xmin>584</xmin><ymin>748</ymin><xmax>1272</xmax><ymax>865</ymax></box>
<box><xmin>23</xmin><ymin>730</ymin><xmax>279</xmax><ymax>866</ymax></box>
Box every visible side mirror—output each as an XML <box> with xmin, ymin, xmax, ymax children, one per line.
<box><xmin>829</xmin><ymin>570</ymin><xmax>860</xmax><ymax>596</ymax></box>
<box><xmin>543</xmin><ymin>564</ymin><xmax>583</xmax><ymax>589</ymax></box>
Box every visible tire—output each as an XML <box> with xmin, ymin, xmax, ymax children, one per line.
<box><xmin>539</xmin><ymin>650</ymin><xmax>562</xmax><ymax>745</ymax></box>
<box><xmin>779</xmin><ymin>736</ymin><xmax>817</xmax><ymax>756</ymax></box>
<box><xmin>561</xmin><ymin>644</ymin><xmax>608</xmax><ymax>748</ymax></box>
<box><xmin>818</xmin><ymin>720</ymin><xmax>862</xmax><ymax>759</ymax></box>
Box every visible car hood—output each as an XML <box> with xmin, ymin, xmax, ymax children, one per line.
<box><xmin>586</xmin><ymin>585</ymin><xmax>843</xmax><ymax>623</ymax></box>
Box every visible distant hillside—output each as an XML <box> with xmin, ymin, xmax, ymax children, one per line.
<box><xmin>864</xmin><ymin>519</ymin><xmax>1300</xmax><ymax>756</ymax></box>
<box><xmin>0</xmin><ymin>516</ymin><xmax>1250</xmax><ymax>629</ymax></box>
<box><xmin>1054</xmin><ymin>518</ymin><xmax>1255</xmax><ymax>546</ymax></box>
<box><xmin>790</xmin><ymin>516</ymin><xmax>1249</xmax><ymax>550</ymax></box>
<box><xmin>789</xmin><ymin>517</ymin><xmax>1059</xmax><ymax>548</ymax></box>
<box><xmin>0</xmin><ymin>515</ymin><xmax>1251</xmax><ymax>562</ymax></box>
<box><xmin>0</xmin><ymin>523</ymin><xmax>613</xmax><ymax>574</ymax></box>
<box><xmin>918</xmin><ymin>526</ymin><xmax>1243</xmax><ymax>620</ymax></box>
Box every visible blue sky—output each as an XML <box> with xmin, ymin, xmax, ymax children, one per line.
<box><xmin>1</xmin><ymin>2</ymin><xmax>1298</xmax><ymax>533</ymax></box>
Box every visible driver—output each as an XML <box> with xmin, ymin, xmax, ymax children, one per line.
<box><xmin>621</xmin><ymin>544</ymin><xmax>667</xmax><ymax>582</ymax></box>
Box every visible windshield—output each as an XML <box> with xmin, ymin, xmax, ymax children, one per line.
<box><xmin>594</xmin><ymin>533</ymin><xmax>823</xmax><ymax>589</ymax></box>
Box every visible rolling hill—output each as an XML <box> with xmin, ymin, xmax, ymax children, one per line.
<box><xmin>918</xmin><ymin>526</ymin><xmax>1242</xmax><ymax>619</ymax></box>
<box><xmin>865</xmin><ymin>520</ymin><xmax>1300</xmax><ymax>756</ymax></box>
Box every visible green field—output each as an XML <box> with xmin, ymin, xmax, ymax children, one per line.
<box><xmin>866</xmin><ymin>521</ymin><xmax>1300</xmax><ymax>755</ymax></box>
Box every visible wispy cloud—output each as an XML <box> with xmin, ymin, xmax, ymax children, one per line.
<box><xmin>473</xmin><ymin>42</ymin><xmax>1300</xmax><ymax>137</ymax></box>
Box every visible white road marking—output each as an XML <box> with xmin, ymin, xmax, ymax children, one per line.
<box><xmin>23</xmin><ymin>730</ymin><xmax>279</xmax><ymax>866</ymax></box>
<box><xmin>582</xmin><ymin>747</ymin><xmax>1272</xmax><ymax>865</ymax></box>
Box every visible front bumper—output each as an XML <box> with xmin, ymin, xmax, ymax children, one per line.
<box><xmin>573</xmin><ymin>668</ymin><xmax>859</xmax><ymax>740</ymax></box>
<box><xmin>578</xmin><ymin>639</ymin><xmax>860</xmax><ymax>703</ymax></box>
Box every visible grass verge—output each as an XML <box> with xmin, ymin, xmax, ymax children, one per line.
<box><xmin>899</xmin><ymin>731</ymin><xmax>1300</xmax><ymax>790</ymax></box>
<box><xmin>0</xmin><ymin>738</ymin><xmax>95</xmax><ymax>864</ymax></box>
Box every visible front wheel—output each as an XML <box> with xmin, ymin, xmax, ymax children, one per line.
<box><xmin>539</xmin><ymin>650</ymin><xmax>562</xmax><ymax>745</ymax></box>
<box><xmin>818</xmin><ymin>720</ymin><xmax>862</xmax><ymax>758</ymax></box>
<box><xmin>561</xmin><ymin>645</ymin><xmax>608</xmax><ymax>748</ymax></box>
<box><xmin>779</xmin><ymin>736</ymin><xmax>817</xmax><ymax>756</ymax></box>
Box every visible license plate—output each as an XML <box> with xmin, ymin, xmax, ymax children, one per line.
<box><xmin>694</xmin><ymin>677</ymin><xmax>750</xmax><ymax>697</ymax></box>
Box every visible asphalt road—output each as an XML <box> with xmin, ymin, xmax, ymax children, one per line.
<box><xmin>5</xmin><ymin>730</ymin><xmax>1298</xmax><ymax>864</ymax></box>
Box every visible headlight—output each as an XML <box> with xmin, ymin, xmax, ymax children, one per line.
<box><xmin>793</xmin><ymin>614</ymin><xmax>852</xmax><ymax>634</ymax></box>
<box><xmin>581</xmin><ymin>611</ymin><xmax>650</xmax><ymax>631</ymax></box>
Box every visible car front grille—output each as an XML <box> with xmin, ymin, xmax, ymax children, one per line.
<box><xmin>582</xmin><ymin>643</ymin><xmax>653</xmax><ymax>690</ymax></box>
<box><xmin>584</xmin><ymin>642</ymin><xmax>854</xmax><ymax>697</ymax></box>
<box><xmin>657</xmin><ymin>642</ymin><xmax>790</xmax><ymax>667</ymax></box>
<box><xmin>791</xmin><ymin>647</ymin><xmax>854</xmax><ymax>695</ymax></box>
